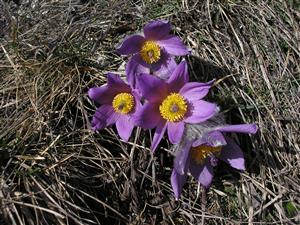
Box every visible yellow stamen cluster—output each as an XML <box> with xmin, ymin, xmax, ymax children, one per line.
<box><xmin>159</xmin><ymin>93</ymin><xmax>187</xmax><ymax>122</ymax></box>
<box><xmin>140</xmin><ymin>41</ymin><xmax>161</xmax><ymax>64</ymax></box>
<box><xmin>112</xmin><ymin>93</ymin><xmax>135</xmax><ymax>114</ymax></box>
<box><xmin>190</xmin><ymin>145</ymin><xmax>222</xmax><ymax>165</ymax></box>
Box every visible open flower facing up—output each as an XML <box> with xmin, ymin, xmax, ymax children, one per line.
<box><xmin>117</xmin><ymin>20</ymin><xmax>189</xmax><ymax>87</ymax></box>
<box><xmin>88</xmin><ymin>73</ymin><xmax>141</xmax><ymax>141</ymax></box>
<box><xmin>170</xmin><ymin>115</ymin><xmax>258</xmax><ymax>199</ymax></box>
<box><xmin>133</xmin><ymin>61</ymin><xmax>218</xmax><ymax>151</ymax></box>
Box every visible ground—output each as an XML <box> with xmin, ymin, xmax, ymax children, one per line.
<box><xmin>0</xmin><ymin>0</ymin><xmax>299</xmax><ymax>224</ymax></box>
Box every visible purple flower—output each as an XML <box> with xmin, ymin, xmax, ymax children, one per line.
<box><xmin>170</xmin><ymin>118</ymin><xmax>258</xmax><ymax>199</ymax></box>
<box><xmin>88</xmin><ymin>73</ymin><xmax>141</xmax><ymax>141</ymax></box>
<box><xmin>134</xmin><ymin>61</ymin><xmax>218</xmax><ymax>152</ymax></box>
<box><xmin>117</xmin><ymin>20</ymin><xmax>189</xmax><ymax>87</ymax></box>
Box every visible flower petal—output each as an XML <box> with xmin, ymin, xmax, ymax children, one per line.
<box><xmin>167</xmin><ymin>121</ymin><xmax>184</xmax><ymax>144</ymax></box>
<box><xmin>107</xmin><ymin>73</ymin><xmax>130</xmax><ymax>90</ymax></box>
<box><xmin>157</xmin><ymin>35</ymin><xmax>189</xmax><ymax>56</ymax></box>
<box><xmin>125</xmin><ymin>55</ymin><xmax>150</xmax><ymax>88</ymax></box>
<box><xmin>88</xmin><ymin>73</ymin><xmax>131</xmax><ymax>105</ymax></box>
<box><xmin>143</xmin><ymin>20</ymin><xmax>171</xmax><ymax>40</ymax></box>
<box><xmin>167</xmin><ymin>60</ymin><xmax>189</xmax><ymax>92</ymax></box>
<box><xmin>117</xmin><ymin>35</ymin><xmax>145</xmax><ymax>55</ymax></box>
<box><xmin>192</xmin><ymin>131</ymin><xmax>227</xmax><ymax>147</ymax></box>
<box><xmin>133</xmin><ymin>102</ymin><xmax>161</xmax><ymax>129</ymax></box>
<box><xmin>179</xmin><ymin>80</ymin><xmax>214</xmax><ymax>101</ymax></box>
<box><xmin>116</xmin><ymin>115</ymin><xmax>134</xmax><ymax>141</ymax></box>
<box><xmin>137</xmin><ymin>73</ymin><xmax>168</xmax><ymax>103</ymax></box>
<box><xmin>88</xmin><ymin>86</ymin><xmax>112</xmax><ymax>105</ymax></box>
<box><xmin>151</xmin><ymin>51</ymin><xmax>177</xmax><ymax>80</ymax></box>
<box><xmin>174</xmin><ymin>139</ymin><xmax>193</xmax><ymax>175</ymax></box>
<box><xmin>171</xmin><ymin>169</ymin><xmax>188</xmax><ymax>200</ymax></box>
<box><xmin>217</xmin><ymin>124</ymin><xmax>258</xmax><ymax>134</ymax></box>
<box><xmin>131</xmin><ymin>90</ymin><xmax>142</xmax><ymax>113</ymax></box>
<box><xmin>220</xmin><ymin>137</ymin><xmax>245</xmax><ymax>170</ymax></box>
<box><xmin>91</xmin><ymin>105</ymin><xmax>119</xmax><ymax>130</ymax></box>
<box><xmin>189</xmin><ymin>160</ymin><xmax>214</xmax><ymax>188</ymax></box>
<box><xmin>184</xmin><ymin>100</ymin><xmax>218</xmax><ymax>123</ymax></box>
<box><xmin>151</xmin><ymin>120</ymin><xmax>167</xmax><ymax>152</ymax></box>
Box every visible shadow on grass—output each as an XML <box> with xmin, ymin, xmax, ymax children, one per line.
<box><xmin>187</xmin><ymin>55</ymin><xmax>231</xmax><ymax>82</ymax></box>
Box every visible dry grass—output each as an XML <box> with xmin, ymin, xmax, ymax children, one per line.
<box><xmin>0</xmin><ymin>0</ymin><xmax>299</xmax><ymax>224</ymax></box>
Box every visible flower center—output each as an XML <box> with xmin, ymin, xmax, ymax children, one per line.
<box><xmin>159</xmin><ymin>93</ymin><xmax>187</xmax><ymax>122</ymax></box>
<box><xmin>112</xmin><ymin>93</ymin><xmax>135</xmax><ymax>114</ymax></box>
<box><xmin>190</xmin><ymin>145</ymin><xmax>222</xmax><ymax>165</ymax></box>
<box><xmin>140</xmin><ymin>41</ymin><xmax>161</xmax><ymax>64</ymax></box>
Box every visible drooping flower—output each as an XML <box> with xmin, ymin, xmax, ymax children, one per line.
<box><xmin>117</xmin><ymin>20</ymin><xmax>189</xmax><ymax>87</ymax></box>
<box><xmin>170</xmin><ymin>114</ymin><xmax>258</xmax><ymax>199</ymax></box>
<box><xmin>133</xmin><ymin>61</ymin><xmax>218</xmax><ymax>151</ymax></box>
<box><xmin>88</xmin><ymin>73</ymin><xmax>141</xmax><ymax>141</ymax></box>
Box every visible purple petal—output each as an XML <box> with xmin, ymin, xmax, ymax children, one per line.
<box><xmin>167</xmin><ymin>60</ymin><xmax>189</xmax><ymax>92</ymax></box>
<box><xmin>157</xmin><ymin>35</ymin><xmax>189</xmax><ymax>56</ymax></box>
<box><xmin>184</xmin><ymin>100</ymin><xmax>218</xmax><ymax>123</ymax></box>
<box><xmin>220</xmin><ymin>137</ymin><xmax>245</xmax><ymax>170</ymax></box>
<box><xmin>167</xmin><ymin>122</ymin><xmax>184</xmax><ymax>144</ymax></box>
<box><xmin>88</xmin><ymin>73</ymin><xmax>131</xmax><ymax>105</ymax></box>
<box><xmin>143</xmin><ymin>20</ymin><xmax>171</xmax><ymax>40</ymax></box>
<box><xmin>191</xmin><ymin>139</ymin><xmax>206</xmax><ymax>147</ymax></box>
<box><xmin>117</xmin><ymin>35</ymin><xmax>145</xmax><ymax>55</ymax></box>
<box><xmin>137</xmin><ymin>73</ymin><xmax>168</xmax><ymax>103</ymax></box>
<box><xmin>133</xmin><ymin>102</ymin><xmax>161</xmax><ymax>129</ymax></box>
<box><xmin>179</xmin><ymin>80</ymin><xmax>214</xmax><ymax>101</ymax></box>
<box><xmin>91</xmin><ymin>105</ymin><xmax>119</xmax><ymax>130</ymax></box>
<box><xmin>171</xmin><ymin>169</ymin><xmax>188</xmax><ymax>200</ymax></box>
<box><xmin>107</xmin><ymin>73</ymin><xmax>130</xmax><ymax>90</ymax></box>
<box><xmin>217</xmin><ymin>124</ymin><xmax>258</xmax><ymax>134</ymax></box>
<box><xmin>126</xmin><ymin>55</ymin><xmax>150</xmax><ymax>88</ymax></box>
<box><xmin>88</xmin><ymin>73</ymin><xmax>131</xmax><ymax>104</ymax></box>
<box><xmin>151</xmin><ymin>51</ymin><xmax>177</xmax><ymax>80</ymax></box>
<box><xmin>151</xmin><ymin>120</ymin><xmax>167</xmax><ymax>152</ymax></box>
<box><xmin>131</xmin><ymin>90</ymin><xmax>142</xmax><ymax>113</ymax></box>
<box><xmin>174</xmin><ymin>140</ymin><xmax>193</xmax><ymax>175</ymax></box>
<box><xmin>88</xmin><ymin>86</ymin><xmax>113</xmax><ymax>105</ymax></box>
<box><xmin>192</xmin><ymin>131</ymin><xmax>227</xmax><ymax>147</ymax></box>
<box><xmin>189</xmin><ymin>160</ymin><xmax>214</xmax><ymax>188</ymax></box>
<box><xmin>116</xmin><ymin>115</ymin><xmax>134</xmax><ymax>141</ymax></box>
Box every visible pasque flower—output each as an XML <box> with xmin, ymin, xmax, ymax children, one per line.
<box><xmin>134</xmin><ymin>61</ymin><xmax>218</xmax><ymax>151</ymax></box>
<box><xmin>117</xmin><ymin>20</ymin><xmax>189</xmax><ymax>87</ymax></box>
<box><xmin>170</xmin><ymin>115</ymin><xmax>258</xmax><ymax>199</ymax></box>
<box><xmin>88</xmin><ymin>73</ymin><xmax>141</xmax><ymax>141</ymax></box>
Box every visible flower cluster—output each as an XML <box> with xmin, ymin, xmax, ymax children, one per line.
<box><xmin>88</xmin><ymin>20</ymin><xmax>258</xmax><ymax>199</ymax></box>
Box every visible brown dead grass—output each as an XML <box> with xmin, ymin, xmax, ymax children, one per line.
<box><xmin>0</xmin><ymin>0</ymin><xmax>299</xmax><ymax>224</ymax></box>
